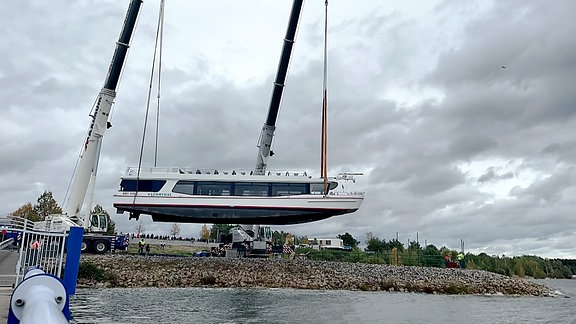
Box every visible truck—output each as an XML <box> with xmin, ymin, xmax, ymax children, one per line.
<box><xmin>221</xmin><ymin>0</ymin><xmax>304</xmax><ymax>258</ymax></box>
<box><xmin>219</xmin><ymin>225</ymin><xmax>273</xmax><ymax>258</ymax></box>
<box><xmin>33</xmin><ymin>0</ymin><xmax>143</xmax><ymax>253</ymax></box>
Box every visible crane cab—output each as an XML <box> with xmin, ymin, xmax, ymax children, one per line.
<box><xmin>88</xmin><ymin>213</ymin><xmax>108</xmax><ymax>233</ymax></box>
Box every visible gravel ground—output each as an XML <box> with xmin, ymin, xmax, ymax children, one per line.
<box><xmin>78</xmin><ymin>254</ymin><xmax>553</xmax><ymax>296</ymax></box>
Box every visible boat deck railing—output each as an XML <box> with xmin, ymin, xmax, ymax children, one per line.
<box><xmin>125</xmin><ymin>167</ymin><xmax>312</xmax><ymax>178</ymax></box>
<box><xmin>328</xmin><ymin>191</ymin><xmax>365</xmax><ymax>196</ymax></box>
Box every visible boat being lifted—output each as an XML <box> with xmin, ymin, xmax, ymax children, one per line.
<box><xmin>113</xmin><ymin>167</ymin><xmax>364</xmax><ymax>225</ymax></box>
<box><xmin>114</xmin><ymin>1</ymin><xmax>365</xmax><ymax>225</ymax></box>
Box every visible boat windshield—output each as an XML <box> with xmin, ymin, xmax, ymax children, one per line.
<box><xmin>120</xmin><ymin>179</ymin><xmax>166</xmax><ymax>192</ymax></box>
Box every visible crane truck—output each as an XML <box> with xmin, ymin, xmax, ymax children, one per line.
<box><xmin>34</xmin><ymin>0</ymin><xmax>143</xmax><ymax>253</ymax></box>
<box><xmin>224</xmin><ymin>0</ymin><xmax>304</xmax><ymax>257</ymax></box>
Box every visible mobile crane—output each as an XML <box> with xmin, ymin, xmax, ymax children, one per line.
<box><xmin>35</xmin><ymin>0</ymin><xmax>143</xmax><ymax>253</ymax></box>
<box><xmin>226</xmin><ymin>0</ymin><xmax>304</xmax><ymax>257</ymax></box>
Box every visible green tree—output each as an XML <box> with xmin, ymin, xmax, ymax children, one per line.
<box><xmin>11</xmin><ymin>202</ymin><xmax>41</xmax><ymax>222</ymax></box>
<box><xmin>338</xmin><ymin>232</ymin><xmax>359</xmax><ymax>248</ymax></box>
<box><xmin>272</xmin><ymin>230</ymin><xmax>287</xmax><ymax>245</ymax></box>
<box><xmin>388</xmin><ymin>239</ymin><xmax>405</xmax><ymax>252</ymax></box>
<box><xmin>365</xmin><ymin>232</ymin><xmax>384</xmax><ymax>252</ymax></box>
<box><xmin>469</xmin><ymin>252</ymin><xmax>496</xmax><ymax>272</ymax></box>
<box><xmin>408</xmin><ymin>241</ymin><xmax>421</xmax><ymax>250</ymax></box>
<box><xmin>403</xmin><ymin>240</ymin><xmax>421</xmax><ymax>266</ymax></box>
<box><xmin>465</xmin><ymin>259</ymin><xmax>479</xmax><ymax>270</ymax></box>
<box><xmin>421</xmin><ymin>244</ymin><xmax>443</xmax><ymax>267</ymax></box>
<box><xmin>210</xmin><ymin>224</ymin><xmax>234</xmax><ymax>241</ymax></box>
<box><xmin>548</xmin><ymin>259</ymin><xmax>572</xmax><ymax>279</ymax></box>
<box><xmin>34</xmin><ymin>191</ymin><xmax>62</xmax><ymax>220</ymax></box>
<box><xmin>559</xmin><ymin>259</ymin><xmax>576</xmax><ymax>275</ymax></box>
<box><xmin>512</xmin><ymin>258</ymin><xmax>526</xmax><ymax>277</ymax></box>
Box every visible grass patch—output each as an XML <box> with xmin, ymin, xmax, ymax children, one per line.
<box><xmin>358</xmin><ymin>282</ymin><xmax>372</xmax><ymax>291</ymax></box>
<box><xmin>125</xmin><ymin>243</ymin><xmax>206</xmax><ymax>256</ymax></box>
<box><xmin>442</xmin><ymin>283</ymin><xmax>469</xmax><ymax>294</ymax></box>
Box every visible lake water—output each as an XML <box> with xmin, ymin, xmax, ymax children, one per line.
<box><xmin>70</xmin><ymin>279</ymin><xmax>576</xmax><ymax>324</ymax></box>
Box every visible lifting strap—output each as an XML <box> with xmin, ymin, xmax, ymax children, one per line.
<box><xmin>133</xmin><ymin>0</ymin><xmax>165</xmax><ymax>207</ymax></box>
<box><xmin>321</xmin><ymin>0</ymin><xmax>329</xmax><ymax>195</ymax></box>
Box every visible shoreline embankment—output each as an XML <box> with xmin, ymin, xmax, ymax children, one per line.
<box><xmin>78</xmin><ymin>254</ymin><xmax>553</xmax><ymax>296</ymax></box>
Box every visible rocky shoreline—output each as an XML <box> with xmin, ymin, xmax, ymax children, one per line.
<box><xmin>78</xmin><ymin>254</ymin><xmax>553</xmax><ymax>296</ymax></box>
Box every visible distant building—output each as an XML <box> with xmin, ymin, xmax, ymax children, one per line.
<box><xmin>314</xmin><ymin>238</ymin><xmax>344</xmax><ymax>250</ymax></box>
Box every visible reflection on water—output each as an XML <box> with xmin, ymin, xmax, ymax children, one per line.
<box><xmin>70</xmin><ymin>280</ymin><xmax>576</xmax><ymax>324</ymax></box>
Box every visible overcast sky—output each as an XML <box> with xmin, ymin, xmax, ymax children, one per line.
<box><xmin>2</xmin><ymin>0</ymin><xmax>575</xmax><ymax>258</ymax></box>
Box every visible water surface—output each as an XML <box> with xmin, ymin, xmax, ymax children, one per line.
<box><xmin>70</xmin><ymin>279</ymin><xmax>576</xmax><ymax>324</ymax></box>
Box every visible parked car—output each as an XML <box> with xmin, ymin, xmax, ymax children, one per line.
<box><xmin>193</xmin><ymin>250</ymin><xmax>210</xmax><ymax>257</ymax></box>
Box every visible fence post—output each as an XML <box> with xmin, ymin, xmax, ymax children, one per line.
<box><xmin>62</xmin><ymin>227</ymin><xmax>83</xmax><ymax>296</ymax></box>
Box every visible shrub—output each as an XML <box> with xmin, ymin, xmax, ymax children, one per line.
<box><xmin>200</xmin><ymin>275</ymin><xmax>216</xmax><ymax>285</ymax></box>
<box><xmin>78</xmin><ymin>261</ymin><xmax>104</xmax><ymax>281</ymax></box>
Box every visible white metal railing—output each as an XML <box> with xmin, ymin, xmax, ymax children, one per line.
<box><xmin>1</xmin><ymin>214</ymin><xmax>33</xmax><ymax>231</ymax></box>
<box><xmin>124</xmin><ymin>166</ymin><xmax>312</xmax><ymax>177</ymax></box>
<box><xmin>15</xmin><ymin>229</ymin><xmax>67</xmax><ymax>285</ymax></box>
<box><xmin>124</xmin><ymin>168</ymin><xmax>366</xmax><ymax>183</ymax></box>
<box><xmin>0</xmin><ymin>237</ymin><xmax>14</xmax><ymax>249</ymax></box>
<box><xmin>0</xmin><ymin>215</ymin><xmax>67</xmax><ymax>286</ymax></box>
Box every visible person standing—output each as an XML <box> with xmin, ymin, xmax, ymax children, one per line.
<box><xmin>457</xmin><ymin>252</ymin><xmax>465</xmax><ymax>269</ymax></box>
<box><xmin>138</xmin><ymin>239</ymin><xmax>145</xmax><ymax>254</ymax></box>
<box><xmin>123</xmin><ymin>237</ymin><xmax>130</xmax><ymax>251</ymax></box>
<box><xmin>28</xmin><ymin>239</ymin><xmax>42</xmax><ymax>266</ymax></box>
<box><xmin>145</xmin><ymin>244</ymin><xmax>150</xmax><ymax>256</ymax></box>
<box><xmin>444</xmin><ymin>254</ymin><xmax>450</xmax><ymax>267</ymax></box>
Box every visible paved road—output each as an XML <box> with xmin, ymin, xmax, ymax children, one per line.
<box><xmin>0</xmin><ymin>248</ymin><xmax>18</xmax><ymax>286</ymax></box>
<box><xmin>0</xmin><ymin>287</ymin><xmax>10</xmax><ymax>322</ymax></box>
<box><xmin>0</xmin><ymin>248</ymin><xmax>18</xmax><ymax>321</ymax></box>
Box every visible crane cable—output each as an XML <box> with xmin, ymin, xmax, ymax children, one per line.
<box><xmin>321</xmin><ymin>0</ymin><xmax>329</xmax><ymax>195</ymax></box>
<box><xmin>133</xmin><ymin>0</ymin><xmax>165</xmax><ymax>207</ymax></box>
<box><xmin>154</xmin><ymin>0</ymin><xmax>165</xmax><ymax>167</ymax></box>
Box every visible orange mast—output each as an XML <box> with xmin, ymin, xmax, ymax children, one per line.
<box><xmin>321</xmin><ymin>0</ymin><xmax>329</xmax><ymax>195</ymax></box>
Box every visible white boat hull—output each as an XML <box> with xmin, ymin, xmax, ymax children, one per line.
<box><xmin>113</xmin><ymin>167</ymin><xmax>364</xmax><ymax>224</ymax></box>
<box><xmin>114</xmin><ymin>193</ymin><xmax>363</xmax><ymax>224</ymax></box>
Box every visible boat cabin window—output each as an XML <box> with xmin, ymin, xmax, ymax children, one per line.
<box><xmin>120</xmin><ymin>179</ymin><xmax>166</xmax><ymax>192</ymax></box>
<box><xmin>172</xmin><ymin>181</ymin><xmax>195</xmax><ymax>195</ymax></box>
<box><xmin>166</xmin><ymin>180</ymin><xmax>312</xmax><ymax>196</ymax></box>
<box><xmin>271</xmin><ymin>183</ymin><xmax>309</xmax><ymax>196</ymax></box>
<box><xmin>197</xmin><ymin>182</ymin><xmax>232</xmax><ymax>196</ymax></box>
<box><xmin>310</xmin><ymin>181</ymin><xmax>338</xmax><ymax>194</ymax></box>
<box><xmin>234</xmin><ymin>183</ymin><xmax>269</xmax><ymax>196</ymax></box>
